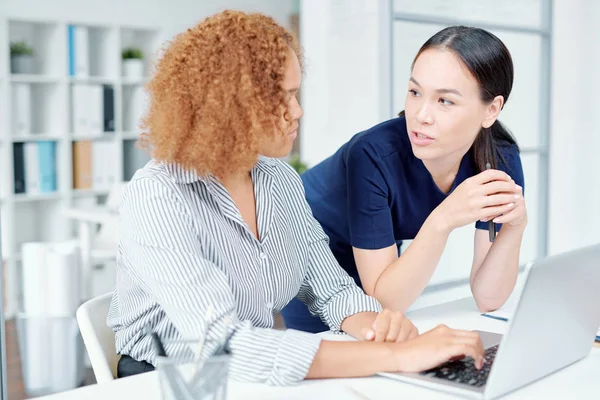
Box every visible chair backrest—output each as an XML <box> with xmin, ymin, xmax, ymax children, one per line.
<box><xmin>76</xmin><ymin>292</ymin><xmax>120</xmax><ymax>383</ymax></box>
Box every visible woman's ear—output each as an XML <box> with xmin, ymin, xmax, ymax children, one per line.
<box><xmin>482</xmin><ymin>95</ymin><xmax>504</xmax><ymax>129</ymax></box>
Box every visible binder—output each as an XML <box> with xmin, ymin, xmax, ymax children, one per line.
<box><xmin>72</xmin><ymin>141</ymin><xmax>92</xmax><ymax>189</ymax></box>
<box><xmin>88</xmin><ymin>85</ymin><xmax>104</xmax><ymax>135</ymax></box>
<box><xmin>13</xmin><ymin>143</ymin><xmax>26</xmax><ymax>194</ymax></box>
<box><xmin>12</xmin><ymin>83</ymin><xmax>32</xmax><ymax>135</ymax></box>
<box><xmin>38</xmin><ymin>141</ymin><xmax>57</xmax><ymax>193</ymax></box>
<box><xmin>103</xmin><ymin>86</ymin><xmax>115</xmax><ymax>132</ymax></box>
<box><xmin>24</xmin><ymin>142</ymin><xmax>40</xmax><ymax>195</ymax></box>
<box><xmin>71</xmin><ymin>84</ymin><xmax>90</xmax><ymax>135</ymax></box>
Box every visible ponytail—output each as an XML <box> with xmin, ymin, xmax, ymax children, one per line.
<box><xmin>472</xmin><ymin>119</ymin><xmax>519</xmax><ymax>173</ymax></box>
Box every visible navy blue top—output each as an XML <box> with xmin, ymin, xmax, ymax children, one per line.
<box><xmin>301</xmin><ymin>116</ymin><xmax>525</xmax><ymax>286</ymax></box>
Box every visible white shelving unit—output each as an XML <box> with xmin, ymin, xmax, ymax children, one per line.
<box><xmin>0</xmin><ymin>17</ymin><xmax>160</xmax><ymax>318</ymax></box>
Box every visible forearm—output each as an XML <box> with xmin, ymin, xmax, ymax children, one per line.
<box><xmin>340</xmin><ymin>311</ymin><xmax>377</xmax><ymax>339</ymax></box>
<box><xmin>374</xmin><ymin>212</ymin><xmax>450</xmax><ymax>312</ymax></box>
<box><xmin>471</xmin><ymin>224</ymin><xmax>524</xmax><ymax>312</ymax></box>
<box><xmin>306</xmin><ymin>340</ymin><xmax>397</xmax><ymax>379</ymax></box>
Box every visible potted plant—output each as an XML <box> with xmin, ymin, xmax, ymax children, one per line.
<box><xmin>288</xmin><ymin>153</ymin><xmax>308</xmax><ymax>175</ymax></box>
<box><xmin>122</xmin><ymin>47</ymin><xmax>144</xmax><ymax>79</ymax></box>
<box><xmin>10</xmin><ymin>41</ymin><xmax>34</xmax><ymax>74</ymax></box>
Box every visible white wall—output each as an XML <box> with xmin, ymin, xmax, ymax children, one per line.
<box><xmin>2</xmin><ymin>0</ymin><xmax>297</xmax><ymax>47</ymax></box>
<box><xmin>299</xmin><ymin>0</ymin><xmax>392</xmax><ymax>167</ymax></box>
<box><xmin>548</xmin><ymin>0</ymin><xmax>600</xmax><ymax>255</ymax></box>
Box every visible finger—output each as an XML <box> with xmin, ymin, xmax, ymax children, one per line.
<box><xmin>480</xmin><ymin>180</ymin><xmax>519</xmax><ymax>196</ymax></box>
<box><xmin>473</xmin><ymin>169</ymin><xmax>512</xmax><ymax>185</ymax></box>
<box><xmin>447</xmin><ymin>343</ymin><xmax>485</xmax><ymax>369</ymax></box>
<box><xmin>374</xmin><ymin>311</ymin><xmax>391</xmax><ymax>342</ymax></box>
<box><xmin>481</xmin><ymin>200</ymin><xmax>523</xmax><ymax>222</ymax></box>
<box><xmin>362</xmin><ymin>328</ymin><xmax>375</xmax><ymax>341</ymax></box>
<box><xmin>451</xmin><ymin>333</ymin><xmax>485</xmax><ymax>368</ymax></box>
<box><xmin>448</xmin><ymin>329</ymin><xmax>482</xmax><ymax>339</ymax></box>
<box><xmin>480</xmin><ymin>202</ymin><xmax>516</xmax><ymax>220</ymax></box>
<box><xmin>385</xmin><ymin>313</ymin><xmax>403</xmax><ymax>342</ymax></box>
<box><xmin>492</xmin><ymin>204</ymin><xmax>525</xmax><ymax>224</ymax></box>
<box><xmin>481</xmin><ymin>193</ymin><xmax>521</xmax><ymax>208</ymax></box>
<box><xmin>396</xmin><ymin>319</ymin><xmax>414</xmax><ymax>342</ymax></box>
<box><xmin>408</xmin><ymin>324</ymin><xmax>419</xmax><ymax>340</ymax></box>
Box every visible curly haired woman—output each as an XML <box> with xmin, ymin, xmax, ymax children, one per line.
<box><xmin>107</xmin><ymin>10</ymin><xmax>485</xmax><ymax>384</ymax></box>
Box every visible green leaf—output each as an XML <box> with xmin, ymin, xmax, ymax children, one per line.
<box><xmin>122</xmin><ymin>47</ymin><xmax>144</xmax><ymax>60</ymax></box>
<box><xmin>10</xmin><ymin>41</ymin><xmax>34</xmax><ymax>56</ymax></box>
<box><xmin>287</xmin><ymin>154</ymin><xmax>308</xmax><ymax>175</ymax></box>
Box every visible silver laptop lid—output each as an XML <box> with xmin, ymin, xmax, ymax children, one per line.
<box><xmin>485</xmin><ymin>243</ymin><xmax>600</xmax><ymax>399</ymax></box>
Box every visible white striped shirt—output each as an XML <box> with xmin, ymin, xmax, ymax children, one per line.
<box><xmin>107</xmin><ymin>156</ymin><xmax>382</xmax><ymax>385</ymax></box>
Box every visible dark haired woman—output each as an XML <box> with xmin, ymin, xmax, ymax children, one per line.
<box><xmin>282</xmin><ymin>26</ymin><xmax>527</xmax><ymax>334</ymax></box>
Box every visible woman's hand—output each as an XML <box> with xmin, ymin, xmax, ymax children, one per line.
<box><xmin>433</xmin><ymin>169</ymin><xmax>521</xmax><ymax>233</ymax></box>
<box><xmin>394</xmin><ymin>325</ymin><xmax>485</xmax><ymax>372</ymax></box>
<box><xmin>480</xmin><ymin>183</ymin><xmax>527</xmax><ymax>228</ymax></box>
<box><xmin>362</xmin><ymin>309</ymin><xmax>419</xmax><ymax>343</ymax></box>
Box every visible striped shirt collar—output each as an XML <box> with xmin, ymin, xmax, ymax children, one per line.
<box><xmin>163</xmin><ymin>155</ymin><xmax>277</xmax><ymax>185</ymax></box>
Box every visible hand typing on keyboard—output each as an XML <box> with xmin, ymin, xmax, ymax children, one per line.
<box><xmin>420</xmin><ymin>344</ymin><xmax>499</xmax><ymax>387</ymax></box>
<box><xmin>393</xmin><ymin>325</ymin><xmax>485</xmax><ymax>373</ymax></box>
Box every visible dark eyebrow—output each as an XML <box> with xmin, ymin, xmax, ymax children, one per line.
<box><xmin>409</xmin><ymin>77</ymin><xmax>462</xmax><ymax>96</ymax></box>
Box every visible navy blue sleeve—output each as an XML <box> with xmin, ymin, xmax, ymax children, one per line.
<box><xmin>346</xmin><ymin>144</ymin><xmax>396</xmax><ymax>250</ymax></box>
<box><xmin>475</xmin><ymin>144</ymin><xmax>525</xmax><ymax>232</ymax></box>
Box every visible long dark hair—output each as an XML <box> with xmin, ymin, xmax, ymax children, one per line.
<box><xmin>399</xmin><ymin>26</ymin><xmax>519</xmax><ymax>172</ymax></box>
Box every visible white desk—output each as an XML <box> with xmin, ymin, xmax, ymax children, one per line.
<box><xmin>35</xmin><ymin>298</ymin><xmax>600</xmax><ymax>399</ymax></box>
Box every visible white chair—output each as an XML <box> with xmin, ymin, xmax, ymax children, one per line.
<box><xmin>76</xmin><ymin>292</ymin><xmax>120</xmax><ymax>383</ymax></box>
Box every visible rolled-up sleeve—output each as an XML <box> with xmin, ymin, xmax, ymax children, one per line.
<box><xmin>123</xmin><ymin>178</ymin><xmax>322</xmax><ymax>385</ymax></box>
<box><xmin>288</xmin><ymin>170</ymin><xmax>382</xmax><ymax>331</ymax></box>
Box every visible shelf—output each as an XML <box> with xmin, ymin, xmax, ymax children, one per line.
<box><xmin>2</xmin><ymin>18</ymin><xmax>162</xmax><ymax>327</ymax></box>
<box><xmin>69</xmin><ymin>76</ymin><xmax>118</xmax><ymax>85</ymax></box>
<box><xmin>122</xmin><ymin>131</ymin><xmax>141</xmax><ymax>140</ymax></box>
<box><xmin>13</xmin><ymin>192</ymin><xmax>62</xmax><ymax>203</ymax></box>
<box><xmin>72</xmin><ymin>188</ymin><xmax>110</xmax><ymax>197</ymax></box>
<box><xmin>10</xmin><ymin>74</ymin><xmax>63</xmax><ymax>83</ymax></box>
<box><xmin>11</xmin><ymin>133</ymin><xmax>64</xmax><ymax>142</ymax></box>
<box><xmin>121</xmin><ymin>77</ymin><xmax>148</xmax><ymax>85</ymax></box>
<box><xmin>71</xmin><ymin>133</ymin><xmax>117</xmax><ymax>141</ymax></box>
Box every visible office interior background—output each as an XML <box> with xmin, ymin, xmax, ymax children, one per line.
<box><xmin>0</xmin><ymin>0</ymin><xmax>598</xmax><ymax>398</ymax></box>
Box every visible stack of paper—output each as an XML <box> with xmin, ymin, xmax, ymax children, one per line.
<box><xmin>482</xmin><ymin>309</ymin><xmax>600</xmax><ymax>341</ymax></box>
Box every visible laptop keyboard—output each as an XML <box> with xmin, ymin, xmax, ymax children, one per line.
<box><xmin>420</xmin><ymin>344</ymin><xmax>499</xmax><ymax>387</ymax></box>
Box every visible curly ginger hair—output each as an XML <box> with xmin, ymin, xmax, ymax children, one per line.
<box><xmin>138</xmin><ymin>10</ymin><xmax>302</xmax><ymax>178</ymax></box>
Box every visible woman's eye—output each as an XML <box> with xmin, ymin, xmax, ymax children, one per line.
<box><xmin>439</xmin><ymin>98</ymin><xmax>454</xmax><ymax>106</ymax></box>
<box><xmin>409</xmin><ymin>89</ymin><xmax>420</xmax><ymax>96</ymax></box>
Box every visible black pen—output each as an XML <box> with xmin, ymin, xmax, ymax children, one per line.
<box><xmin>485</xmin><ymin>163</ymin><xmax>496</xmax><ymax>242</ymax></box>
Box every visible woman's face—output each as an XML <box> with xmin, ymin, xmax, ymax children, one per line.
<box><xmin>260</xmin><ymin>48</ymin><xmax>303</xmax><ymax>159</ymax></box>
<box><xmin>404</xmin><ymin>48</ymin><xmax>502</xmax><ymax>163</ymax></box>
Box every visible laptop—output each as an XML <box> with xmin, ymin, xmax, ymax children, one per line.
<box><xmin>378</xmin><ymin>243</ymin><xmax>600</xmax><ymax>399</ymax></box>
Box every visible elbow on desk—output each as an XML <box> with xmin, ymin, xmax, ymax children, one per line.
<box><xmin>473</xmin><ymin>296</ymin><xmax>503</xmax><ymax>314</ymax></box>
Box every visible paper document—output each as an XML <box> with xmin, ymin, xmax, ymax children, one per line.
<box><xmin>482</xmin><ymin>309</ymin><xmax>600</xmax><ymax>341</ymax></box>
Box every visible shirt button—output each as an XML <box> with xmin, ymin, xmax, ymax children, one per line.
<box><xmin>260</xmin><ymin>252</ymin><xmax>267</xmax><ymax>260</ymax></box>
<box><xmin>266</xmin><ymin>302</ymin><xmax>273</xmax><ymax>309</ymax></box>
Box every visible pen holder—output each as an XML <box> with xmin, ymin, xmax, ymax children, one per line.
<box><xmin>155</xmin><ymin>352</ymin><xmax>231</xmax><ymax>400</ymax></box>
